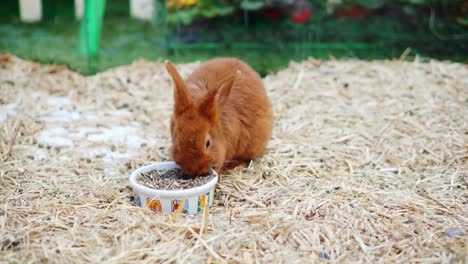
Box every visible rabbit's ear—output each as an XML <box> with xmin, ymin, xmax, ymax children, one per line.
<box><xmin>200</xmin><ymin>70</ymin><xmax>241</xmax><ymax>119</ymax></box>
<box><xmin>165</xmin><ymin>61</ymin><xmax>193</xmax><ymax>114</ymax></box>
<box><xmin>215</xmin><ymin>70</ymin><xmax>241</xmax><ymax>109</ymax></box>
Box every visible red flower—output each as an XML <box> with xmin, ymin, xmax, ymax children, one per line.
<box><xmin>335</xmin><ymin>7</ymin><xmax>371</xmax><ymax>20</ymax></box>
<box><xmin>263</xmin><ymin>10</ymin><xmax>280</xmax><ymax>19</ymax></box>
<box><xmin>292</xmin><ymin>10</ymin><xmax>312</xmax><ymax>24</ymax></box>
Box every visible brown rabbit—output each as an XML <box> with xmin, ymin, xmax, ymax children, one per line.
<box><xmin>165</xmin><ymin>58</ymin><xmax>273</xmax><ymax>176</ymax></box>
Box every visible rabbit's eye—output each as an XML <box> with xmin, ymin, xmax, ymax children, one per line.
<box><xmin>205</xmin><ymin>139</ymin><xmax>211</xmax><ymax>149</ymax></box>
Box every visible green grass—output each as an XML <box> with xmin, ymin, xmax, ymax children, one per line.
<box><xmin>0</xmin><ymin>10</ymin><xmax>466</xmax><ymax>76</ymax></box>
<box><xmin>0</xmin><ymin>16</ymin><xmax>166</xmax><ymax>74</ymax></box>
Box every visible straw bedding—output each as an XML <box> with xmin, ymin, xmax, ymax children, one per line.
<box><xmin>0</xmin><ymin>54</ymin><xmax>466</xmax><ymax>263</ymax></box>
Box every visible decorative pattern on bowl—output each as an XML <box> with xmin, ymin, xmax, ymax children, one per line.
<box><xmin>129</xmin><ymin>161</ymin><xmax>218</xmax><ymax>214</ymax></box>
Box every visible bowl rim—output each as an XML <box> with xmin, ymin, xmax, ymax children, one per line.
<box><xmin>129</xmin><ymin>161</ymin><xmax>218</xmax><ymax>199</ymax></box>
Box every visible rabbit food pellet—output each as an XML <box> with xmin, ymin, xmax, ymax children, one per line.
<box><xmin>136</xmin><ymin>168</ymin><xmax>215</xmax><ymax>190</ymax></box>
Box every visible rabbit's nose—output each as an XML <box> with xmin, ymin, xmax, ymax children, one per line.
<box><xmin>180</xmin><ymin>165</ymin><xmax>206</xmax><ymax>177</ymax></box>
<box><xmin>194</xmin><ymin>167</ymin><xmax>212</xmax><ymax>177</ymax></box>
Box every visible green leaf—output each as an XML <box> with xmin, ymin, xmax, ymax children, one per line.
<box><xmin>200</xmin><ymin>7</ymin><xmax>219</xmax><ymax>18</ymax></box>
<box><xmin>241</xmin><ymin>1</ymin><xmax>264</xmax><ymax>11</ymax></box>
<box><xmin>217</xmin><ymin>6</ymin><xmax>235</xmax><ymax>16</ymax></box>
<box><xmin>357</xmin><ymin>0</ymin><xmax>384</xmax><ymax>10</ymax></box>
<box><xmin>403</xmin><ymin>5</ymin><xmax>416</xmax><ymax>15</ymax></box>
<box><xmin>409</xmin><ymin>0</ymin><xmax>426</xmax><ymax>5</ymax></box>
<box><xmin>167</xmin><ymin>8</ymin><xmax>199</xmax><ymax>25</ymax></box>
<box><xmin>457</xmin><ymin>17</ymin><xmax>468</xmax><ymax>26</ymax></box>
<box><xmin>198</xmin><ymin>0</ymin><xmax>213</xmax><ymax>9</ymax></box>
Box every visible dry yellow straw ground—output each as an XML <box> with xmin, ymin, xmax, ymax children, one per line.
<box><xmin>0</xmin><ymin>54</ymin><xmax>467</xmax><ymax>263</ymax></box>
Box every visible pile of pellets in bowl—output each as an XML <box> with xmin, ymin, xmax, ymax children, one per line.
<box><xmin>136</xmin><ymin>168</ymin><xmax>216</xmax><ymax>190</ymax></box>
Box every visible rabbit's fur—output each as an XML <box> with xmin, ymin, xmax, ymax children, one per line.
<box><xmin>166</xmin><ymin>58</ymin><xmax>273</xmax><ymax>176</ymax></box>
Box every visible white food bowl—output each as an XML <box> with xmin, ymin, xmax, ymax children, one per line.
<box><xmin>129</xmin><ymin>161</ymin><xmax>218</xmax><ymax>215</ymax></box>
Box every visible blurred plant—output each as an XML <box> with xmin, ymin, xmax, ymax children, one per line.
<box><xmin>166</xmin><ymin>0</ymin><xmax>198</xmax><ymax>10</ymax></box>
<box><xmin>163</xmin><ymin>0</ymin><xmax>467</xmax><ymax>26</ymax></box>
<box><xmin>166</xmin><ymin>0</ymin><xmax>237</xmax><ymax>24</ymax></box>
<box><xmin>321</xmin><ymin>0</ymin><xmax>466</xmax><ymax>20</ymax></box>
<box><xmin>165</xmin><ymin>0</ymin><xmax>315</xmax><ymax>25</ymax></box>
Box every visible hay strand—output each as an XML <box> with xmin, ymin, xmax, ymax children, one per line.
<box><xmin>171</xmin><ymin>197</ymin><xmax>187</xmax><ymax>222</ymax></box>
